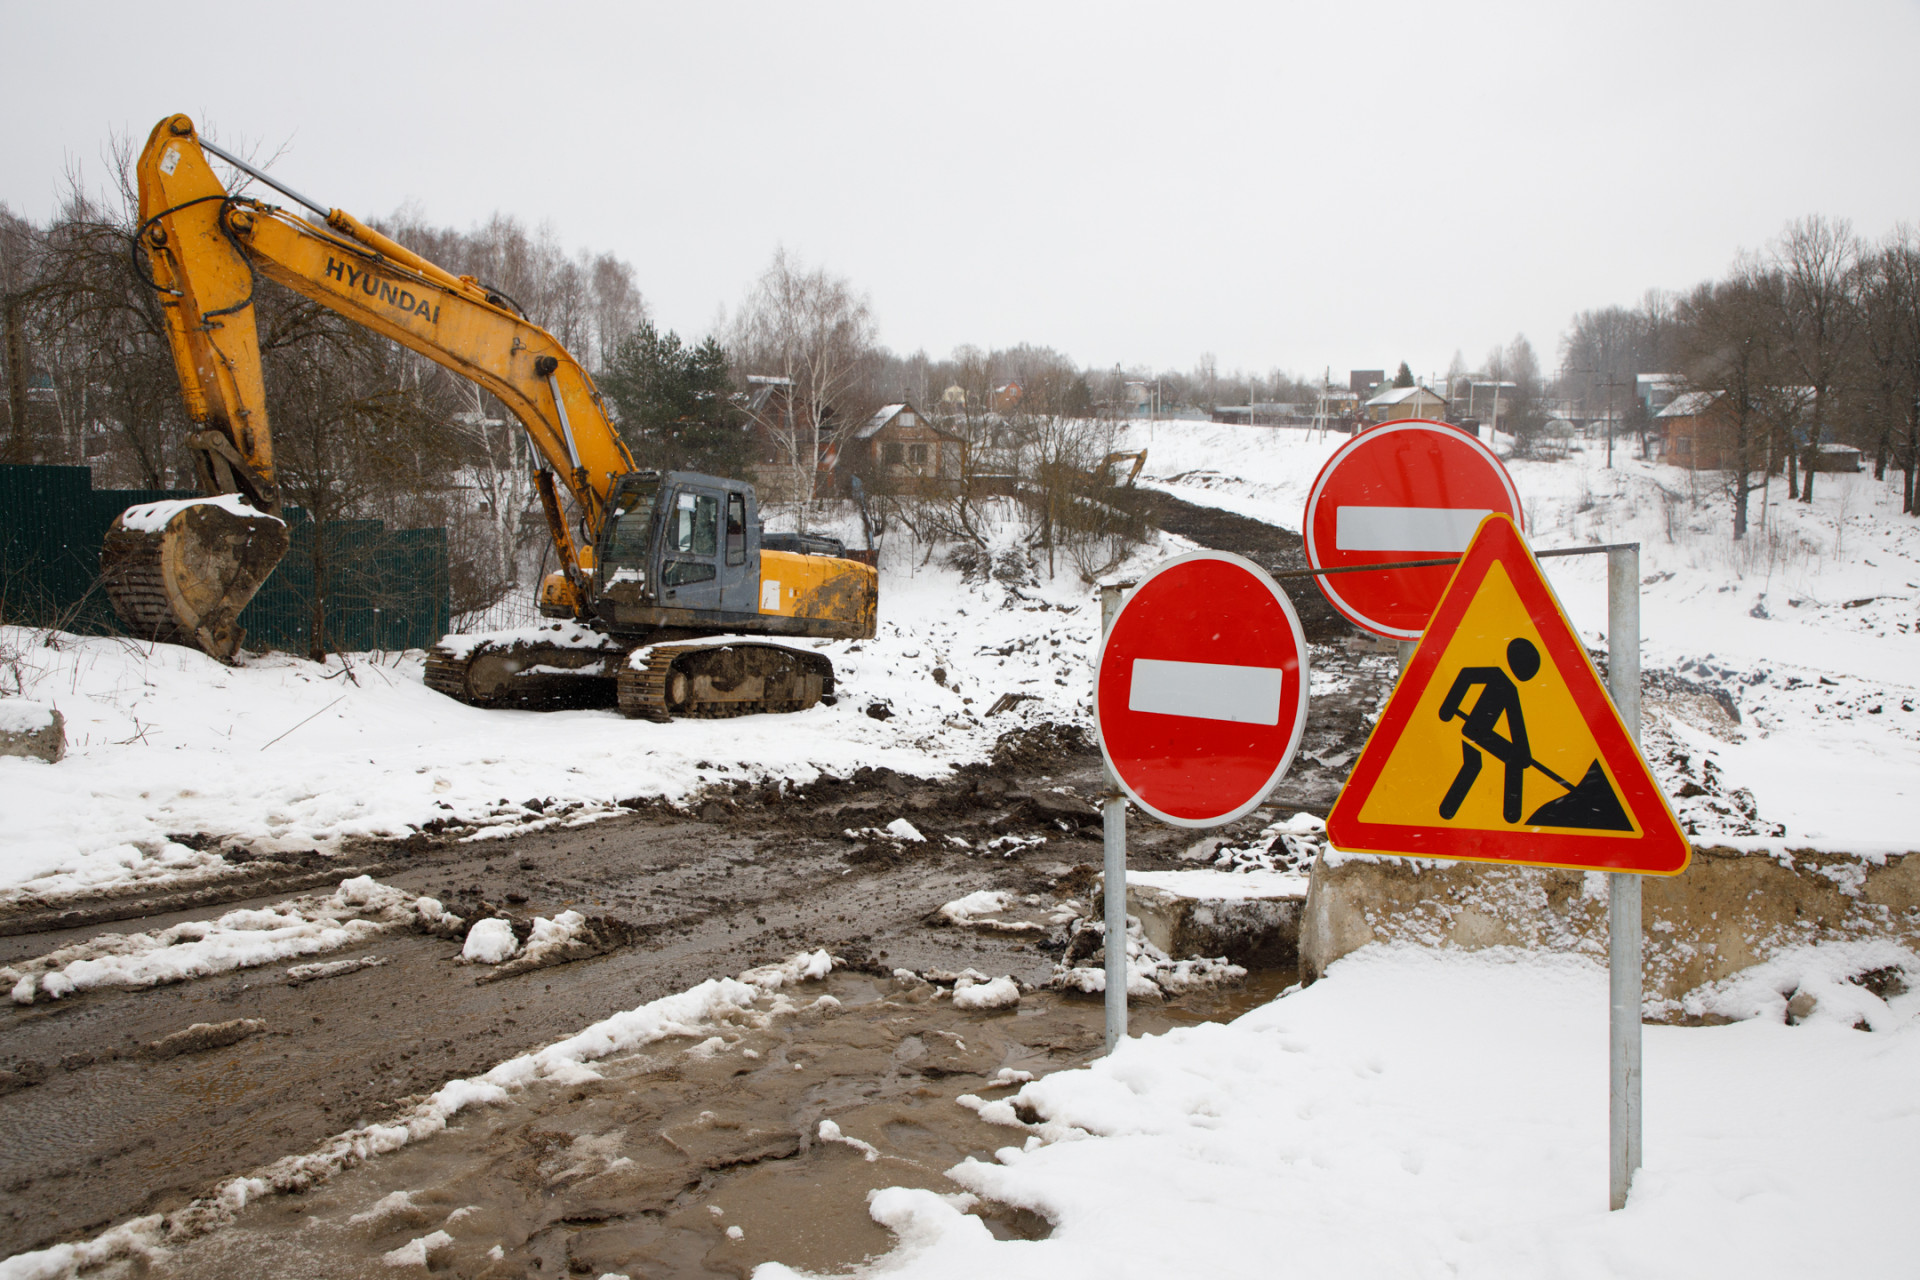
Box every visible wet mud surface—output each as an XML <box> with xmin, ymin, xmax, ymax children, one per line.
<box><xmin>0</xmin><ymin>498</ymin><xmax>1400</xmax><ymax>1268</ymax></box>
<box><xmin>147</xmin><ymin>970</ymin><xmax>1288</xmax><ymax>1279</ymax></box>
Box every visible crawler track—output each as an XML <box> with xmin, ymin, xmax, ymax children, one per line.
<box><xmin>617</xmin><ymin>642</ymin><xmax>835</xmax><ymax>721</ymax></box>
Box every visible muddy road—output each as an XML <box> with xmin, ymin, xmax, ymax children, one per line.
<box><xmin>0</xmin><ymin>496</ymin><xmax>1398</xmax><ymax>1272</ymax></box>
<box><xmin>1117</xmin><ymin>485</ymin><xmax>1358</xmax><ymax>642</ymax></box>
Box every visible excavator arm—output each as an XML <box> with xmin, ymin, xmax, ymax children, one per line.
<box><xmin>124</xmin><ymin>114</ymin><xmax>634</xmax><ymax>641</ymax></box>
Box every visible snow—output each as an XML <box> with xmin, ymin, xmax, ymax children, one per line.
<box><xmin>817</xmin><ymin>1119</ymin><xmax>880</xmax><ymax>1162</ymax></box>
<box><xmin>760</xmin><ymin>945</ymin><xmax>1920</xmax><ymax>1280</ymax></box>
<box><xmin>380</xmin><ymin>1230</ymin><xmax>451</xmax><ymax>1268</ymax></box>
<box><xmin>1126</xmin><ymin>868</ymin><xmax>1307</xmax><ymax>900</ymax></box>
<box><xmin>114</xmin><ymin>493</ymin><xmax>281</xmax><ymax>534</ymax></box>
<box><xmin>423</xmin><ymin>618</ymin><xmax>611</xmax><ymax>662</ymax></box>
<box><xmin>0</xmin><ymin>699</ymin><xmax>56</xmax><ymax>735</ymax></box>
<box><xmin>2</xmin><ymin>876</ymin><xmax>457</xmax><ymax>1004</ymax></box>
<box><xmin>935</xmin><ymin>890</ymin><xmax>1014</xmax><ymax>926</ymax></box>
<box><xmin>951</xmin><ymin>975</ymin><xmax>1020</xmax><ymax>1010</ymax></box>
<box><xmin>460</xmin><ymin>917</ymin><xmax>518</xmax><ymax>965</ymax></box>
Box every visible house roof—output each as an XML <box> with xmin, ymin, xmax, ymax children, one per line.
<box><xmin>1364</xmin><ymin>385</ymin><xmax>1445</xmax><ymax>407</ymax></box>
<box><xmin>1658</xmin><ymin>391</ymin><xmax>1718</xmax><ymax>418</ymax></box>
<box><xmin>849</xmin><ymin>402</ymin><xmax>963</xmax><ymax>442</ymax></box>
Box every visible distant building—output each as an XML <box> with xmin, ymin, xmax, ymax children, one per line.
<box><xmin>992</xmin><ymin>381</ymin><xmax>1023</xmax><ymax>413</ymax></box>
<box><xmin>1636</xmin><ymin>374</ymin><xmax>1680</xmax><ymax>417</ymax></box>
<box><xmin>740</xmin><ymin>375</ymin><xmax>835</xmax><ymax>499</ymax></box>
<box><xmin>1654</xmin><ymin>391</ymin><xmax>1724</xmax><ymax>467</ymax></box>
<box><xmin>1349</xmin><ymin>369</ymin><xmax>1386</xmax><ymax>398</ymax></box>
<box><xmin>1459</xmin><ymin>380</ymin><xmax>1518</xmax><ymax>423</ymax></box>
<box><xmin>1363</xmin><ymin>384</ymin><xmax>1448</xmax><ymax>423</ymax></box>
<box><xmin>840</xmin><ymin>402</ymin><xmax>964</xmax><ymax>495</ymax></box>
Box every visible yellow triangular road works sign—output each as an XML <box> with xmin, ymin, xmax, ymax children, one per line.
<box><xmin>1327</xmin><ymin>514</ymin><xmax>1689</xmax><ymax>874</ymax></box>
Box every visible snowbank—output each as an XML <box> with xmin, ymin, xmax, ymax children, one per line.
<box><xmin>764</xmin><ymin>945</ymin><xmax>1920</xmax><ymax>1280</ymax></box>
<box><xmin>3</xmin><ymin>876</ymin><xmax>457</xmax><ymax>1004</ymax></box>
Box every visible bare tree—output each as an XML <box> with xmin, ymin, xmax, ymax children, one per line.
<box><xmin>1769</xmin><ymin>216</ymin><xmax>1861</xmax><ymax>503</ymax></box>
<box><xmin>1674</xmin><ymin>267</ymin><xmax>1787</xmax><ymax>539</ymax></box>
<box><xmin>730</xmin><ymin>248</ymin><xmax>877</xmax><ymax>524</ymax></box>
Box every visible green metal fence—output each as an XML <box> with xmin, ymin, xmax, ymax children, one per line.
<box><xmin>0</xmin><ymin>465</ymin><xmax>450</xmax><ymax>653</ymax></box>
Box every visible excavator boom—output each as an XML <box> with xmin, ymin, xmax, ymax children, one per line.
<box><xmin>115</xmin><ymin>114</ymin><xmax>634</xmax><ymax>653</ymax></box>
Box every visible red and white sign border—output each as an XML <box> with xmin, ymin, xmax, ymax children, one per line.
<box><xmin>1094</xmin><ymin>549</ymin><xmax>1311</xmax><ymax>829</ymax></box>
<box><xmin>1303</xmin><ymin>418</ymin><xmax>1525</xmax><ymax>641</ymax></box>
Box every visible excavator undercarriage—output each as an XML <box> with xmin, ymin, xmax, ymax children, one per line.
<box><xmin>421</xmin><ymin>629</ymin><xmax>837</xmax><ymax>720</ymax></box>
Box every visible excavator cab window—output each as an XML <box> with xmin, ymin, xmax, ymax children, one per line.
<box><xmin>726</xmin><ymin>493</ymin><xmax>746</xmax><ymax>566</ymax></box>
<box><xmin>671</xmin><ymin>491</ymin><xmax>718</xmax><ymax>556</ymax></box>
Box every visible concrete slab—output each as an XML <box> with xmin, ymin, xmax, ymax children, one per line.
<box><xmin>1103</xmin><ymin>869</ymin><xmax>1308</xmax><ymax>969</ymax></box>
<box><xmin>0</xmin><ymin>700</ymin><xmax>64</xmax><ymax>763</ymax></box>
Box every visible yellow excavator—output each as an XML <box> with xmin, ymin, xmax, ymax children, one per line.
<box><xmin>109</xmin><ymin>114</ymin><xmax>876</xmax><ymax>719</ymax></box>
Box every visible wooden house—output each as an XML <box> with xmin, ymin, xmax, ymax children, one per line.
<box><xmin>840</xmin><ymin>402</ymin><xmax>965</xmax><ymax>495</ymax></box>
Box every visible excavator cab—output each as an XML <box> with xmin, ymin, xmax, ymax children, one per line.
<box><xmin>586</xmin><ymin>471</ymin><xmax>763</xmax><ymax>623</ymax></box>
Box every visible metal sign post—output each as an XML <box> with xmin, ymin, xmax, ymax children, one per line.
<box><xmin>1099</xmin><ymin>580</ymin><xmax>1129</xmax><ymax>1053</ymax></box>
<box><xmin>1606</xmin><ymin>545</ymin><xmax>1643</xmax><ymax>1210</ymax></box>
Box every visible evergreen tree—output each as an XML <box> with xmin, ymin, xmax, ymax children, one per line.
<box><xmin>599</xmin><ymin>322</ymin><xmax>748</xmax><ymax>476</ymax></box>
<box><xmin>1393</xmin><ymin>361</ymin><xmax>1415</xmax><ymax>388</ymax></box>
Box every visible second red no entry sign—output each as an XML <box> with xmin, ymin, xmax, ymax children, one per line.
<box><xmin>1304</xmin><ymin>418</ymin><xmax>1524</xmax><ymax>639</ymax></box>
<box><xmin>1095</xmin><ymin>552</ymin><xmax>1310</xmax><ymax>827</ymax></box>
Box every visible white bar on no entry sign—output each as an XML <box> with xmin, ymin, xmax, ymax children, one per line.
<box><xmin>1336</xmin><ymin>505</ymin><xmax>1495</xmax><ymax>553</ymax></box>
<box><xmin>1128</xmin><ymin>658</ymin><xmax>1283</xmax><ymax>725</ymax></box>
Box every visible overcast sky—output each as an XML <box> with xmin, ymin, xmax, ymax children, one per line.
<box><xmin>6</xmin><ymin>1</ymin><xmax>1918</xmax><ymax>386</ymax></box>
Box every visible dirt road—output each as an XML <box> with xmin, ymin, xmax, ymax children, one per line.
<box><xmin>0</xmin><ymin>497</ymin><xmax>1397</xmax><ymax>1272</ymax></box>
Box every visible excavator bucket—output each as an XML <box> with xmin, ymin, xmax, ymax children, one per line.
<box><xmin>101</xmin><ymin>496</ymin><xmax>289</xmax><ymax>662</ymax></box>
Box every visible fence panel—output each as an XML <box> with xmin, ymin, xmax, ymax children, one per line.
<box><xmin>0</xmin><ymin>465</ymin><xmax>450</xmax><ymax>653</ymax></box>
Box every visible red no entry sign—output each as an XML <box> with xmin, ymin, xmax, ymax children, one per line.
<box><xmin>1304</xmin><ymin>419</ymin><xmax>1524</xmax><ymax>639</ymax></box>
<box><xmin>1095</xmin><ymin>552</ymin><xmax>1310</xmax><ymax>827</ymax></box>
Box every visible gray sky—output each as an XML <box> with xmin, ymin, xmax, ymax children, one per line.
<box><xmin>7</xmin><ymin>0</ymin><xmax>1918</xmax><ymax>385</ymax></box>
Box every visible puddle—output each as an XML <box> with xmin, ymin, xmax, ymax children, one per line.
<box><xmin>142</xmin><ymin>967</ymin><xmax>1294</xmax><ymax>1278</ymax></box>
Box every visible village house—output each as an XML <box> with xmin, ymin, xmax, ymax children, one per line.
<box><xmin>1362</xmin><ymin>384</ymin><xmax>1449</xmax><ymax>423</ymax></box>
<box><xmin>838</xmin><ymin>402</ymin><xmax>965</xmax><ymax>495</ymax></box>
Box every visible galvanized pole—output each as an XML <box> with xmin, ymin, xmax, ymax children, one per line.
<box><xmin>1100</xmin><ymin>581</ymin><xmax>1130</xmax><ymax>1053</ymax></box>
<box><xmin>1606</xmin><ymin>545</ymin><xmax>1643</xmax><ymax>1210</ymax></box>
<box><xmin>1395</xmin><ymin>639</ymin><xmax>1417</xmax><ymax>674</ymax></box>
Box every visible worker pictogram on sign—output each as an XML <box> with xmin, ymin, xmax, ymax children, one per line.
<box><xmin>1327</xmin><ymin>514</ymin><xmax>1687</xmax><ymax>874</ymax></box>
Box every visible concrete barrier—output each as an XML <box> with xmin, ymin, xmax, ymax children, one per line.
<box><xmin>1104</xmin><ymin>870</ymin><xmax>1307</xmax><ymax>970</ymax></box>
<box><xmin>1300</xmin><ymin>845</ymin><xmax>1920</xmax><ymax>1014</ymax></box>
<box><xmin>0</xmin><ymin>700</ymin><xmax>65</xmax><ymax>763</ymax></box>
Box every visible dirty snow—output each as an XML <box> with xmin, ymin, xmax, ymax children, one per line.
<box><xmin>3</xmin><ymin>876</ymin><xmax>456</xmax><ymax>1004</ymax></box>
